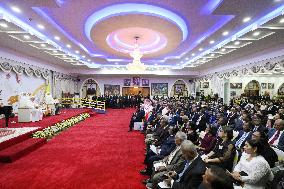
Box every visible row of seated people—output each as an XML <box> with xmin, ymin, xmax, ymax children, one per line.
<box><xmin>134</xmin><ymin>96</ymin><xmax>284</xmax><ymax>189</ymax></box>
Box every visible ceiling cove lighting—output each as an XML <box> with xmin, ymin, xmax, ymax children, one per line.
<box><xmin>0</xmin><ymin>23</ymin><xmax>8</xmax><ymax>28</ymax></box>
<box><xmin>222</xmin><ymin>31</ymin><xmax>229</xmax><ymax>36</ymax></box>
<box><xmin>23</xmin><ymin>35</ymin><xmax>30</xmax><ymax>39</ymax></box>
<box><xmin>0</xmin><ymin>7</ymin><xmax>104</xmax><ymax>68</ymax></box>
<box><xmin>37</xmin><ymin>24</ymin><xmax>45</xmax><ymax>30</ymax></box>
<box><xmin>234</xmin><ymin>41</ymin><xmax>240</xmax><ymax>45</ymax></box>
<box><xmin>84</xmin><ymin>3</ymin><xmax>189</xmax><ymax>42</ymax></box>
<box><xmin>11</xmin><ymin>6</ymin><xmax>21</xmax><ymax>13</ymax></box>
<box><xmin>253</xmin><ymin>31</ymin><xmax>260</xmax><ymax>36</ymax></box>
<box><xmin>54</xmin><ymin>36</ymin><xmax>60</xmax><ymax>40</ymax></box>
<box><xmin>182</xmin><ymin>4</ymin><xmax>284</xmax><ymax>67</ymax></box>
<box><xmin>243</xmin><ymin>17</ymin><xmax>251</xmax><ymax>23</ymax></box>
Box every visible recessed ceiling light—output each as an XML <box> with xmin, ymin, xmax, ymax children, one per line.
<box><xmin>11</xmin><ymin>6</ymin><xmax>21</xmax><ymax>13</ymax></box>
<box><xmin>209</xmin><ymin>40</ymin><xmax>215</xmax><ymax>44</ymax></box>
<box><xmin>82</xmin><ymin>55</ymin><xmax>86</xmax><ymax>58</ymax></box>
<box><xmin>211</xmin><ymin>54</ymin><xmax>215</xmax><ymax>57</ymax></box>
<box><xmin>154</xmin><ymin>63</ymin><xmax>158</xmax><ymax>66</ymax></box>
<box><xmin>279</xmin><ymin>18</ymin><xmax>284</xmax><ymax>23</ymax></box>
<box><xmin>87</xmin><ymin>59</ymin><xmax>91</xmax><ymax>62</ymax></box>
<box><xmin>40</xmin><ymin>44</ymin><xmax>46</xmax><ymax>47</ymax></box>
<box><xmin>222</xmin><ymin>31</ymin><xmax>229</xmax><ymax>36</ymax></box>
<box><xmin>54</xmin><ymin>36</ymin><xmax>60</xmax><ymax>41</ymax></box>
<box><xmin>234</xmin><ymin>41</ymin><xmax>240</xmax><ymax>45</ymax></box>
<box><xmin>185</xmin><ymin>57</ymin><xmax>189</xmax><ymax>60</ymax></box>
<box><xmin>0</xmin><ymin>23</ymin><xmax>8</xmax><ymax>28</ymax></box>
<box><xmin>66</xmin><ymin>44</ymin><xmax>71</xmax><ymax>48</ymax></box>
<box><xmin>23</xmin><ymin>35</ymin><xmax>30</xmax><ymax>39</ymax></box>
<box><xmin>115</xmin><ymin>62</ymin><xmax>118</xmax><ymax>65</ymax></box>
<box><xmin>37</xmin><ymin>24</ymin><xmax>45</xmax><ymax>30</ymax></box>
<box><xmin>75</xmin><ymin>50</ymin><xmax>79</xmax><ymax>54</ymax></box>
<box><xmin>253</xmin><ymin>31</ymin><xmax>260</xmax><ymax>36</ymax></box>
<box><xmin>192</xmin><ymin>53</ymin><xmax>195</xmax><ymax>56</ymax></box>
<box><xmin>221</xmin><ymin>48</ymin><xmax>226</xmax><ymax>52</ymax></box>
<box><xmin>199</xmin><ymin>48</ymin><xmax>203</xmax><ymax>51</ymax></box>
<box><xmin>243</xmin><ymin>17</ymin><xmax>251</xmax><ymax>23</ymax></box>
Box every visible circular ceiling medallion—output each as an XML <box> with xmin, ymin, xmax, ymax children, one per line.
<box><xmin>89</xmin><ymin>14</ymin><xmax>183</xmax><ymax>58</ymax></box>
<box><xmin>106</xmin><ymin>27</ymin><xmax>167</xmax><ymax>54</ymax></box>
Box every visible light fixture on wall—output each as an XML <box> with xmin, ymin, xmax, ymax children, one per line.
<box><xmin>126</xmin><ymin>36</ymin><xmax>147</xmax><ymax>72</ymax></box>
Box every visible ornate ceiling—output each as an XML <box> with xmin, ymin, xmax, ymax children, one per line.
<box><xmin>0</xmin><ymin>0</ymin><xmax>284</xmax><ymax>74</ymax></box>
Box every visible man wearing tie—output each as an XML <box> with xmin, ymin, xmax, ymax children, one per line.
<box><xmin>158</xmin><ymin>140</ymin><xmax>206</xmax><ymax>189</ymax></box>
<box><xmin>268</xmin><ymin>119</ymin><xmax>284</xmax><ymax>151</ymax></box>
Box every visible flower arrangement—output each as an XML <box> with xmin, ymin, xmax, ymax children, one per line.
<box><xmin>32</xmin><ymin>113</ymin><xmax>90</xmax><ymax>139</ymax></box>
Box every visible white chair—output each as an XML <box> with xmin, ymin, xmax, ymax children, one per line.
<box><xmin>134</xmin><ymin>122</ymin><xmax>143</xmax><ymax>131</ymax></box>
<box><xmin>18</xmin><ymin>108</ymin><xmax>33</xmax><ymax>122</ymax></box>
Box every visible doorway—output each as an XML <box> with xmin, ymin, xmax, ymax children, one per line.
<box><xmin>244</xmin><ymin>80</ymin><xmax>260</xmax><ymax>96</ymax></box>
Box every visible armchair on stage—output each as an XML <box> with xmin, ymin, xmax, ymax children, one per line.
<box><xmin>18</xmin><ymin>92</ymin><xmax>43</xmax><ymax>123</ymax></box>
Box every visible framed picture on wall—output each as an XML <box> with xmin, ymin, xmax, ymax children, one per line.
<box><xmin>104</xmin><ymin>84</ymin><xmax>120</xmax><ymax>95</ymax></box>
<box><xmin>236</xmin><ymin>83</ymin><xmax>242</xmax><ymax>89</ymax></box>
<box><xmin>142</xmin><ymin>79</ymin><xmax>149</xmax><ymax>86</ymax></box>
<box><xmin>230</xmin><ymin>83</ymin><xmax>237</xmax><ymax>89</ymax></box>
<box><xmin>202</xmin><ymin>82</ymin><xmax>209</xmax><ymax>88</ymax></box>
<box><xmin>124</xmin><ymin>79</ymin><xmax>131</xmax><ymax>86</ymax></box>
<box><xmin>133</xmin><ymin>77</ymin><xmax>140</xmax><ymax>86</ymax></box>
<box><xmin>230</xmin><ymin>91</ymin><xmax>236</xmax><ymax>97</ymax></box>
<box><xmin>261</xmin><ymin>83</ymin><xmax>267</xmax><ymax>89</ymax></box>
<box><xmin>151</xmin><ymin>83</ymin><xmax>168</xmax><ymax>96</ymax></box>
<box><xmin>268</xmin><ymin>83</ymin><xmax>274</xmax><ymax>89</ymax></box>
<box><xmin>174</xmin><ymin>84</ymin><xmax>184</xmax><ymax>95</ymax></box>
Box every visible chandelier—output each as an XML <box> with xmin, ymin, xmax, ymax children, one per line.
<box><xmin>126</xmin><ymin>36</ymin><xmax>146</xmax><ymax>71</ymax></box>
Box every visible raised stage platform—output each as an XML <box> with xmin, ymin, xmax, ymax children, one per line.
<box><xmin>0</xmin><ymin>108</ymin><xmax>93</xmax><ymax>163</ymax></box>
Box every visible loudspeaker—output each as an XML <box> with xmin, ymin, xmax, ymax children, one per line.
<box><xmin>188</xmin><ymin>80</ymin><xmax>193</xmax><ymax>83</ymax></box>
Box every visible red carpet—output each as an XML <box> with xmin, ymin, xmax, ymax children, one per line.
<box><xmin>0</xmin><ymin>108</ymin><xmax>147</xmax><ymax>189</ymax></box>
<box><xmin>0</xmin><ymin>108</ymin><xmax>92</xmax><ymax>128</ymax></box>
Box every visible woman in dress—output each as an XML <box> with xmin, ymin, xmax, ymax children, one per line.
<box><xmin>230</xmin><ymin>139</ymin><xmax>274</xmax><ymax>189</ymax></box>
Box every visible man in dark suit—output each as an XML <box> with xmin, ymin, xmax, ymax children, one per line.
<box><xmin>268</xmin><ymin>119</ymin><xmax>284</xmax><ymax>151</ymax></box>
<box><xmin>195</xmin><ymin>109</ymin><xmax>208</xmax><ymax>132</ymax></box>
<box><xmin>251</xmin><ymin>114</ymin><xmax>267</xmax><ymax>133</ymax></box>
<box><xmin>227</xmin><ymin>108</ymin><xmax>239</xmax><ymax>126</ymax></box>
<box><xmin>158</xmin><ymin>140</ymin><xmax>206</xmax><ymax>189</ymax></box>
<box><xmin>146</xmin><ymin>131</ymin><xmax>187</xmax><ymax>189</ymax></box>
